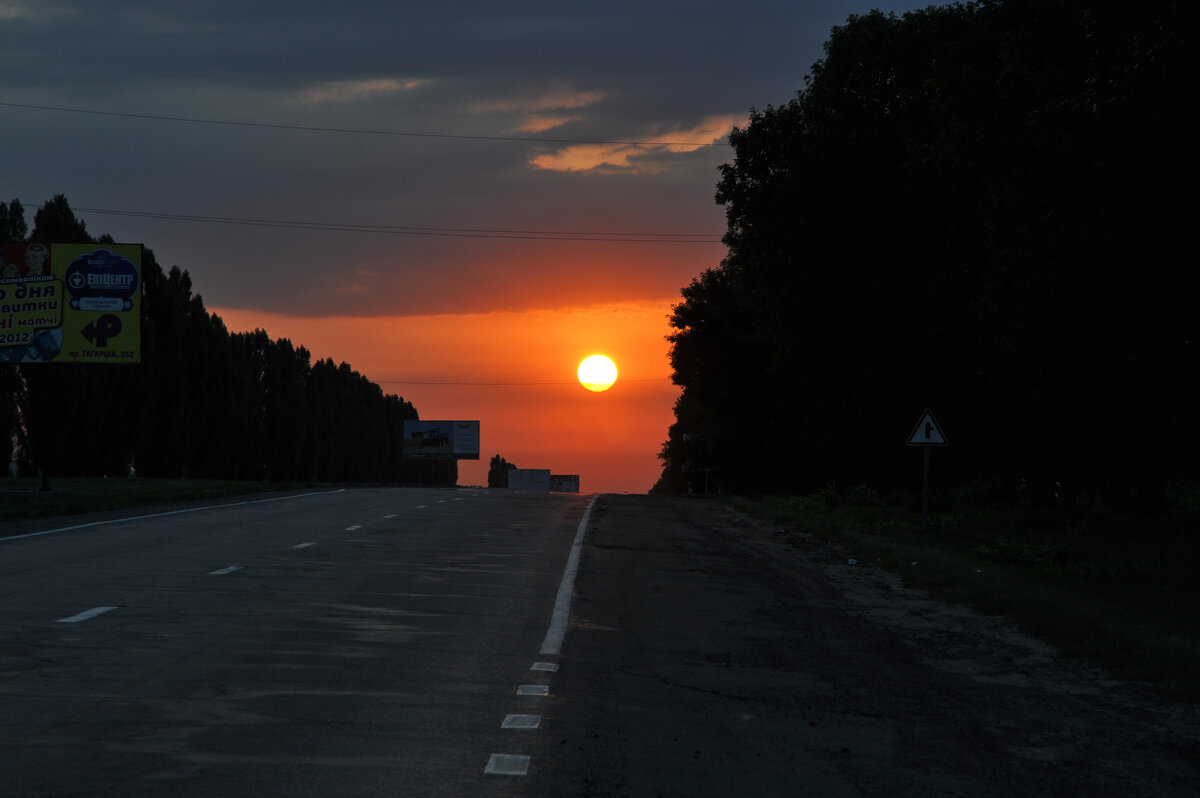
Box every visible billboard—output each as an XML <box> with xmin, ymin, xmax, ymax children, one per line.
<box><xmin>1</xmin><ymin>242</ymin><xmax>141</xmax><ymax>364</ymax></box>
<box><xmin>402</xmin><ymin>420</ymin><xmax>480</xmax><ymax>460</ymax></box>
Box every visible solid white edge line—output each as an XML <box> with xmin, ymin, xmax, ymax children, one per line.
<box><xmin>57</xmin><ymin>606</ymin><xmax>118</xmax><ymax>623</ymax></box>
<box><xmin>1</xmin><ymin>488</ymin><xmax>347</xmax><ymax>542</ymax></box>
<box><xmin>539</xmin><ymin>494</ymin><xmax>598</xmax><ymax>656</ymax></box>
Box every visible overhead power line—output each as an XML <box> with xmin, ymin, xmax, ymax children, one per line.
<box><xmin>0</xmin><ymin>101</ymin><xmax>724</xmax><ymax>148</ymax></box>
<box><xmin>377</xmin><ymin>377</ymin><xmax>675</xmax><ymax>386</ymax></box>
<box><xmin>73</xmin><ymin>207</ymin><xmax>725</xmax><ymax>243</ymax></box>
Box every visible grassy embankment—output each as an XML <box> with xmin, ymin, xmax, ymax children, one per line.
<box><xmin>0</xmin><ymin>477</ymin><xmax>321</xmax><ymax>523</ymax></box>
<box><xmin>729</xmin><ymin>480</ymin><xmax>1200</xmax><ymax>702</ymax></box>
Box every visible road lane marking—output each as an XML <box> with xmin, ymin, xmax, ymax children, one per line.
<box><xmin>57</xmin><ymin>606</ymin><xmax>118</xmax><ymax>623</ymax></box>
<box><xmin>539</xmin><ymin>495</ymin><xmax>598</xmax><ymax>656</ymax></box>
<box><xmin>531</xmin><ymin>662</ymin><xmax>559</xmax><ymax>672</ymax></box>
<box><xmin>383</xmin><ymin>514</ymin><xmax>396</xmax><ymax>518</ymax></box>
<box><xmin>208</xmin><ymin>565</ymin><xmax>242</xmax><ymax>575</ymax></box>
<box><xmin>485</xmin><ymin>754</ymin><xmax>530</xmax><ymax>776</ymax></box>
<box><xmin>345</xmin><ymin>525</ymin><xmax>361</xmax><ymax>531</ymax></box>
<box><xmin>1</xmin><ymin>489</ymin><xmax>346</xmax><ymax>542</ymax></box>
<box><xmin>516</xmin><ymin>684</ymin><xmax>548</xmax><ymax>696</ymax></box>
<box><xmin>502</xmin><ymin>714</ymin><xmax>541</xmax><ymax>729</ymax></box>
<box><xmin>292</xmin><ymin>542</ymin><xmax>315</xmax><ymax>549</ymax></box>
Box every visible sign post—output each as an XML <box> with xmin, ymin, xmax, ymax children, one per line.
<box><xmin>907</xmin><ymin>409</ymin><xmax>948</xmax><ymax>528</ymax></box>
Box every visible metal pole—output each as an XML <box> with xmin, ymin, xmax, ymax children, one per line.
<box><xmin>921</xmin><ymin>446</ymin><xmax>930</xmax><ymax>529</ymax></box>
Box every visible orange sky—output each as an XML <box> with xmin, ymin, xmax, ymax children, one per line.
<box><xmin>213</xmin><ymin>299</ymin><xmax>681</xmax><ymax>493</ymax></box>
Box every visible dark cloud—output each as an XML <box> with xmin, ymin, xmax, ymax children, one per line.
<box><xmin>1</xmin><ymin>0</ymin><xmax>930</xmax><ymax>317</ymax></box>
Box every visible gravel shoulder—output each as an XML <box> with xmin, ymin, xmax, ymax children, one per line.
<box><xmin>533</xmin><ymin>494</ymin><xmax>1200</xmax><ymax>797</ymax></box>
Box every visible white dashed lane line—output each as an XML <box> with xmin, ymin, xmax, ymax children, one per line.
<box><xmin>485</xmin><ymin>754</ymin><xmax>531</xmax><ymax>776</ymax></box>
<box><xmin>208</xmin><ymin>565</ymin><xmax>242</xmax><ymax>576</ymax></box>
<box><xmin>502</xmin><ymin>714</ymin><xmax>541</xmax><ymax>730</ymax></box>
<box><xmin>486</xmin><ymin>495</ymin><xmax>598</xmax><ymax>777</ymax></box>
<box><xmin>292</xmin><ymin>542</ymin><xmax>315</xmax><ymax>549</ymax></box>
<box><xmin>56</xmin><ymin>606</ymin><xmax>118</xmax><ymax>624</ymax></box>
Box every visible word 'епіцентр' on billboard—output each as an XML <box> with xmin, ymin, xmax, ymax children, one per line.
<box><xmin>1</xmin><ymin>243</ymin><xmax>142</xmax><ymax>364</ymax></box>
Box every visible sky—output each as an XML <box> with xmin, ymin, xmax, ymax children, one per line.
<box><xmin>2</xmin><ymin>0</ymin><xmax>931</xmax><ymax>492</ymax></box>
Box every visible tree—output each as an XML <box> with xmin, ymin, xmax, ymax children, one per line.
<box><xmin>488</xmin><ymin>455</ymin><xmax>515</xmax><ymax>488</ymax></box>
<box><xmin>658</xmin><ymin>0</ymin><xmax>1192</xmax><ymax>508</ymax></box>
<box><xmin>0</xmin><ymin>198</ymin><xmax>27</xmax><ymax>241</ymax></box>
<box><xmin>4</xmin><ymin>194</ymin><xmax>438</xmax><ymax>487</ymax></box>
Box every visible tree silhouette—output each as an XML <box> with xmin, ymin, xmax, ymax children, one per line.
<box><xmin>5</xmin><ymin>195</ymin><xmax>434</xmax><ymax>486</ymax></box>
<box><xmin>656</xmin><ymin>1</ymin><xmax>1191</xmax><ymax>510</ymax></box>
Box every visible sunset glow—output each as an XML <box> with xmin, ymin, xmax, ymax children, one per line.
<box><xmin>213</xmin><ymin>301</ymin><xmax>678</xmax><ymax>492</ymax></box>
<box><xmin>6</xmin><ymin>1</ymin><xmax>900</xmax><ymax>494</ymax></box>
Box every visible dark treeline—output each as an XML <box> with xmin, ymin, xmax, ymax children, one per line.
<box><xmin>1</xmin><ymin>195</ymin><xmax>451</xmax><ymax>485</ymax></box>
<box><xmin>655</xmin><ymin>0</ymin><xmax>1190</xmax><ymax>510</ymax></box>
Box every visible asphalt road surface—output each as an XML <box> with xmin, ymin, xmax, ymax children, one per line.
<box><xmin>2</xmin><ymin>490</ymin><xmax>1198</xmax><ymax>797</ymax></box>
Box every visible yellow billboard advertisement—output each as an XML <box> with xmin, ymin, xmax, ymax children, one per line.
<box><xmin>0</xmin><ymin>243</ymin><xmax>141</xmax><ymax>364</ymax></box>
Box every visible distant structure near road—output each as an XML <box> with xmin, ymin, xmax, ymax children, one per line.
<box><xmin>505</xmin><ymin>469</ymin><xmax>580</xmax><ymax>492</ymax></box>
<box><xmin>550</xmin><ymin>474</ymin><xmax>580</xmax><ymax>493</ymax></box>
<box><xmin>508</xmin><ymin>468</ymin><xmax>551</xmax><ymax>491</ymax></box>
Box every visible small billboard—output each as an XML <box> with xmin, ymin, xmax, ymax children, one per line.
<box><xmin>402</xmin><ymin>420</ymin><xmax>480</xmax><ymax>460</ymax></box>
<box><xmin>550</xmin><ymin>474</ymin><xmax>580</xmax><ymax>493</ymax></box>
<box><xmin>509</xmin><ymin>469</ymin><xmax>551</xmax><ymax>491</ymax></box>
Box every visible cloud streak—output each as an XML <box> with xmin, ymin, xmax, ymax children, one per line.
<box><xmin>529</xmin><ymin>114</ymin><xmax>741</xmax><ymax>173</ymax></box>
<box><xmin>293</xmin><ymin>77</ymin><xmax>427</xmax><ymax>105</ymax></box>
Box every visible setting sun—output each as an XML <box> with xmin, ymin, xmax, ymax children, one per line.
<box><xmin>578</xmin><ymin>354</ymin><xmax>618</xmax><ymax>392</ymax></box>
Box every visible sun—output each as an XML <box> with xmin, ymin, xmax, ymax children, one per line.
<box><xmin>577</xmin><ymin>354</ymin><xmax>618</xmax><ymax>392</ymax></box>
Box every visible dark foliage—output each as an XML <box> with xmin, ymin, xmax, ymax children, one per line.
<box><xmin>4</xmin><ymin>195</ymin><xmax>448</xmax><ymax>486</ymax></box>
<box><xmin>655</xmin><ymin>1</ymin><xmax>1191</xmax><ymax>511</ymax></box>
<box><xmin>487</xmin><ymin>454</ymin><xmax>516</xmax><ymax>488</ymax></box>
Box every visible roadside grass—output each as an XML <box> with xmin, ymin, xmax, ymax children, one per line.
<box><xmin>0</xmin><ymin>477</ymin><xmax>322</xmax><ymax>522</ymax></box>
<box><xmin>727</xmin><ymin>481</ymin><xmax>1200</xmax><ymax>701</ymax></box>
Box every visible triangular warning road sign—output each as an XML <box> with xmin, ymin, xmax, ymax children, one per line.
<box><xmin>907</xmin><ymin>409</ymin><xmax>948</xmax><ymax>446</ymax></box>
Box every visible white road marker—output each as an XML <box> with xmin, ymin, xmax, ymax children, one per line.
<box><xmin>57</xmin><ymin>606</ymin><xmax>118</xmax><ymax>623</ymax></box>
<box><xmin>485</xmin><ymin>754</ymin><xmax>530</xmax><ymax>776</ymax></box>
<box><xmin>345</xmin><ymin>525</ymin><xmax>361</xmax><ymax>531</ymax></box>
<box><xmin>292</xmin><ymin>542</ymin><xmax>315</xmax><ymax>549</ymax></box>
<box><xmin>383</xmin><ymin>514</ymin><xmax>396</xmax><ymax>519</ymax></box>
<box><xmin>531</xmin><ymin>662</ymin><xmax>559</xmax><ymax>672</ymax></box>
<box><xmin>516</xmin><ymin>684</ymin><xmax>549</xmax><ymax>696</ymax></box>
<box><xmin>502</xmin><ymin>714</ymin><xmax>541</xmax><ymax>729</ymax></box>
<box><xmin>540</xmin><ymin>495</ymin><xmax>598</xmax><ymax>656</ymax></box>
<box><xmin>208</xmin><ymin>565</ymin><xmax>242</xmax><ymax>576</ymax></box>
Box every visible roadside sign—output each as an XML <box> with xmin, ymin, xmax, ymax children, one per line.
<box><xmin>907</xmin><ymin>408</ymin><xmax>948</xmax><ymax>446</ymax></box>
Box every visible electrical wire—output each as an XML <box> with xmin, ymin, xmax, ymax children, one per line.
<box><xmin>0</xmin><ymin>101</ymin><xmax>724</xmax><ymax>148</ymax></box>
<box><xmin>377</xmin><ymin>377</ymin><xmax>675</xmax><ymax>386</ymax></box>
<box><xmin>73</xmin><ymin>206</ymin><xmax>725</xmax><ymax>243</ymax></box>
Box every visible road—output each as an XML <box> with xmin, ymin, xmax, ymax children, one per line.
<box><xmin>2</xmin><ymin>490</ymin><xmax>1198</xmax><ymax>796</ymax></box>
